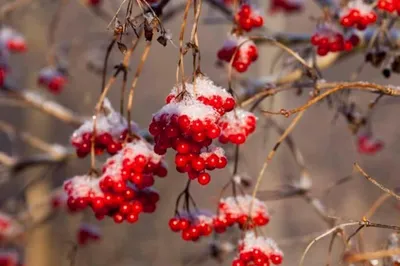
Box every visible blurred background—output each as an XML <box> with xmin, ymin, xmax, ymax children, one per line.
<box><xmin>1</xmin><ymin>0</ymin><xmax>400</xmax><ymax>265</ymax></box>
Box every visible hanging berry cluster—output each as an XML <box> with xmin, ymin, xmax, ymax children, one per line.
<box><xmin>0</xmin><ymin>27</ymin><xmax>27</xmax><ymax>87</ymax></box>
<box><xmin>0</xmin><ymin>27</ymin><xmax>26</xmax><ymax>54</ymax></box>
<box><xmin>168</xmin><ymin>211</ymin><xmax>214</xmax><ymax>242</ymax></box>
<box><xmin>38</xmin><ymin>66</ymin><xmax>67</xmax><ymax>94</ymax></box>
<box><xmin>64</xmin><ymin>173</ymin><xmax>159</xmax><ymax>224</ymax></box>
<box><xmin>232</xmin><ymin>232</ymin><xmax>283</xmax><ymax>266</ymax></box>
<box><xmin>71</xmin><ymin>99</ymin><xmax>139</xmax><ymax>158</ymax></box>
<box><xmin>214</xmin><ymin>195</ymin><xmax>269</xmax><ymax>233</ymax></box>
<box><xmin>340</xmin><ymin>0</ymin><xmax>377</xmax><ymax>30</ymax></box>
<box><xmin>218</xmin><ymin>108</ymin><xmax>257</xmax><ymax>144</ymax></box>
<box><xmin>377</xmin><ymin>0</ymin><xmax>400</xmax><ymax>14</ymax></box>
<box><xmin>65</xmin><ymin>135</ymin><xmax>166</xmax><ymax>224</ymax></box>
<box><xmin>235</xmin><ymin>4</ymin><xmax>264</xmax><ymax>32</ymax></box>
<box><xmin>310</xmin><ymin>23</ymin><xmax>360</xmax><ymax>56</ymax></box>
<box><xmin>0</xmin><ymin>250</ymin><xmax>22</xmax><ymax>266</ymax></box>
<box><xmin>357</xmin><ymin>134</ymin><xmax>384</xmax><ymax>155</ymax></box>
<box><xmin>217</xmin><ymin>35</ymin><xmax>258</xmax><ymax>72</ymax></box>
<box><xmin>150</xmin><ymin>75</ymin><xmax>253</xmax><ymax>185</ymax></box>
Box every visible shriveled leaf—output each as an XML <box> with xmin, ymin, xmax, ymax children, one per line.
<box><xmin>117</xmin><ymin>42</ymin><xmax>127</xmax><ymax>54</ymax></box>
<box><xmin>157</xmin><ymin>36</ymin><xmax>167</xmax><ymax>47</ymax></box>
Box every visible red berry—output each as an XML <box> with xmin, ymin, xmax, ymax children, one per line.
<box><xmin>198</xmin><ymin>173</ymin><xmax>211</xmax><ymax>185</ymax></box>
<box><xmin>113</xmin><ymin>213</ymin><xmax>124</xmax><ymax>223</ymax></box>
<box><xmin>270</xmin><ymin>254</ymin><xmax>283</xmax><ymax>265</ymax></box>
<box><xmin>191</xmin><ymin>157</ymin><xmax>205</xmax><ymax>171</ymax></box>
<box><xmin>252</xmin><ymin>16</ymin><xmax>264</xmax><ymax>27</ymax></box>
<box><xmin>126</xmin><ymin>213</ymin><xmax>139</xmax><ymax>223</ymax></box>
<box><xmin>178</xmin><ymin>115</ymin><xmax>191</xmax><ymax>130</ymax></box>
<box><xmin>175</xmin><ymin>154</ymin><xmax>188</xmax><ymax>167</ymax></box>
<box><xmin>169</xmin><ymin>218</ymin><xmax>181</xmax><ymax>232</ymax></box>
<box><xmin>233</xmin><ymin>61</ymin><xmax>248</xmax><ymax>73</ymax></box>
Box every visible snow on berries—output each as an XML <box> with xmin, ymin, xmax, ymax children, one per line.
<box><xmin>38</xmin><ymin>67</ymin><xmax>67</xmax><ymax>94</ymax></box>
<box><xmin>232</xmin><ymin>232</ymin><xmax>283</xmax><ymax>266</ymax></box>
<box><xmin>101</xmin><ymin>140</ymin><xmax>167</xmax><ymax>190</ymax></box>
<box><xmin>235</xmin><ymin>4</ymin><xmax>264</xmax><ymax>32</ymax></box>
<box><xmin>218</xmin><ymin>108</ymin><xmax>257</xmax><ymax>145</ymax></box>
<box><xmin>168</xmin><ymin>211</ymin><xmax>214</xmax><ymax>241</ymax></box>
<box><xmin>166</xmin><ymin>75</ymin><xmax>235</xmax><ymax>116</ymax></box>
<box><xmin>77</xmin><ymin>223</ymin><xmax>101</xmax><ymax>246</ymax></box>
<box><xmin>71</xmin><ymin>98</ymin><xmax>138</xmax><ymax>157</ymax></box>
<box><xmin>64</xmin><ymin>174</ymin><xmax>104</xmax><ymax>213</ymax></box>
<box><xmin>217</xmin><ymin>35</ymin><xmax>258</xmax><ymax>73</ymax></box>
<box><xmin>63</xmin><ymin>173</ymin><xmax>160</xmax><ymax>223</ymax></box>
<box><xmin>0</xmin><ymin>27</ymin><xmax>26</xmax><ymax>53</ymax></box>
<box><xmin>340</xmin><ymin>0</ymin><xmax>377</xmax><ymax>30</ymax></box>
<box><xmin>215</xmin><ymin>195</ymin><xmax>269</xmax><ymax>233</ymax></box>
<box><xmin>310</xmin><ymin>23</ymin><xmax>360</xmax><ymax>56</ymax></box>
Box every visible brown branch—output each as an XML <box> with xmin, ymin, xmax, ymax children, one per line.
<box><xmin>3</xmin><ymin>89</ymin><xmax>86</xmax><ymax>127</ymax></box>
<box><xmin>354</xmin><ymin>163</ymin><xmax>400</xmax><ymax>201</ymax></box>
<box><xmin>344</xmin><ymin>248</ymin><xmax>400</xmax><ymax>263</ymax></box>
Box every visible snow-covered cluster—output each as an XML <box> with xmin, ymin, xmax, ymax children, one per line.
<box><xmin>218</xmin><ymin>108</ymin><xmax>257</xmax><ymax>144</ymax></box>
<box><xmin>217</xmin><ymin>35</ymin><xmax>258</xmax><ymax>73</ymax></box>
<box><xmin>340</xmin><ymin>0</ymin><xmax>376</xmax><ymax>30</ymax></box>
<box><xmin>233</xmin><ymin>232</ymin><xmax>283</xmax><ymax>266</ymax></box>
<box><xmin>38</xmin><ymin>67</ymin><xmax>67</xmax><ymax>94</ymax></box>
<box><xmin>71</xmin><ymin>98</ymin><xmax>139</xmax><ymax>157</ymax></box>
<box><xmin>215</xmin><ymin>195</ymin><xmax>269</xmax><ymax>232</ymax></box>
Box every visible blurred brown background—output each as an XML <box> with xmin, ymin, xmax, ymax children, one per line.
<box><xmin>1</xmin><ymin>0</ymin><xmax>400</xmax><ymax>265</ymax></box>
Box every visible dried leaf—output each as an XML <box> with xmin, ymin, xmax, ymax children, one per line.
<box><xmin>117</xmin><ymin>42</ymin><xmax>127</xmax><ymax>54</ymax></box>
<box><xmin>144</xmin><ymin>28</ymin><xmax>153</xmax><ymax>41</ymax></box>
<box><xmin>157</xmin><ymin>36</ymin><xmax>167</xmax><ymax>47</ymax></box>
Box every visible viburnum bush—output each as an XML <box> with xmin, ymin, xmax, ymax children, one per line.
<box><xmin>2</xmin><ymin>0</ymin><xmax>400</xmax><ymax>265</ymax></box>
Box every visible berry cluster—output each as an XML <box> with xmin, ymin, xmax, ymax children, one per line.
<box><xmin>71</xmin><ymin>99</ymin><xmax>138</xmax><ymax>157</ymax></box>
<box><xmin>377</xmin><ymin>0</ymin><xmax>400</xmax><ymax>14</ymax></box>
<box><xmin>0</xmin><ymin>212</ymin><xmax>23</xmax><ymax>242</ymax></box>
<box><xmin>0</xmin><ymin>250</ymin><xmax>21</xmax><ymax>266</ymax></box>
<box><xmin>168</xmin><ymin>211</ymin><xmax>214</xmax><ymax>241</ymax></box>
<box><xmin>269</xmin><ymin>0</ymin><xmax>304</xmax><ymax>13</ymax></box>
<box><xmin>150</xmin><ymin>76</ymin><xmax>232</xmax><ymax>185</ymax></box>
<box><xmin>101</xmin><ymin>141</ymin><xmax>167</xmax><ymax>190</ymax></box>
<box><xmin>311</xmin><ymin>24</ymin><xmax>360</xmax><ymax>56</ymax></box>
<box><xmin>0</xmin><ymin>27</ymin><xmax>27</xmax><ymax>87</ymax></box>
<box><xmin>38</xmin><ymin>67</ymin><xmax>67</xmax><ymax>94</ymax></box>
<box><xmin>65</xmin><ymin>139</ymin><xmax>165</xmax><ymax>223</ymax></box>
<box><xmin>0</xmin><ymin>27</ymin><xmax>27</xmax><ymax>54</ymax></box>
<box><xmin>77</xmin><ymin>223</ymin><xmax>101</xmax><ymax>246</ymax></box>
<box><xmin>217</xmin><ymin>35</ymin><xmax>258</xmax><ymax>73</ymax></box>
<box><xmin>357</xmin><ymin>134</ymin><xmax>384</xmax><ymax>155</ymax></box>
<box><xmin>340</xmin><ymin>0</ymin><xmax>377</xmax><ymax>30</ymax></box>
<box><xmin>218</xmin><ymin>108</ymin><xmax>257</xmax><ymax>144</ymax></box>
<box><xmin>63</xmin><ymin>174</ymin><xmax>159</xmax><ymax>224</ymax></box>
<box><xmin>232</xmin><ymin>232</ymin><xmax>283</xmax><ymax>266</ymax></box>
<box><xmin>235</xmin><ymin>4</ymin><xmax>264</xmax><ymax>32</ymax></box>
<box><xmin>214</xmin><ymin>195</ymin><xmax>269</xmax><ymax>233</ymax></box>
